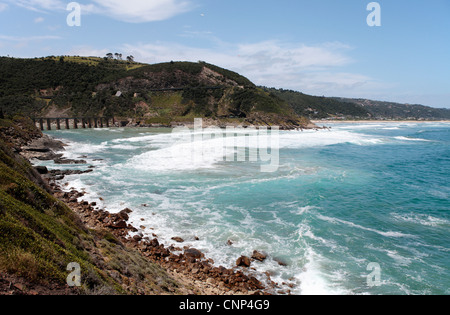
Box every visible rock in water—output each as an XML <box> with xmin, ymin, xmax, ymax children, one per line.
<box><xmin>251</xmin><ymin>250</ymin><xmax>267</xmax><ymax>262</ymax></box>
<box><xmin>236</xmin><ymin>256</ymin><xmax>251</xmax><ymax>268</ymax></box>
<box><xmin>171</xmin><ymin>237</ymin><xmax>184</xmax><ymax>243</ymax></box>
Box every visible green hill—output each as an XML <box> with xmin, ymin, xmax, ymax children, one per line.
<box><xmin>0</xmin><ymin>56</ymin><xmax>309</xmax><ymax>129</ymax></box>
<box><xmin>265</xmin><ymin>88</ymin><xmax>371</xmax><ymax>119</ymax></box>
<box><xmin>333</xmin><ymin>97</ymin><xmax>450</xmax><ymax>120</ymax></box>
<box><xmin>266</xmin><ymin>87</ymin><xmax>450</xmax><ymax>121</ymax></box>
<box><xmin>3</xmin><ymin>55</ymin><xmax>445</xmax><ymax>123</ymax></box>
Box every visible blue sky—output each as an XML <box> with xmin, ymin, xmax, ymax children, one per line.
<box><xmin>0</xmin><ymin>0</ymin><xmax>449</xmax><ymax>108</ymax></box>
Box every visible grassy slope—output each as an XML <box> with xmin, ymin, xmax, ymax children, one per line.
<box><xmin>0</xmin><ymin>125</ymin><xmax>105</xmax><ymax>290</ymax></box>
<box><xmin>0</xmin><ymin>117</ymin><xmax>182</xmax><ymax>294</ymax></box>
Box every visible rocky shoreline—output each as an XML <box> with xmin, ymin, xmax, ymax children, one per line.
<box><xmin>53</xmin><ymin>188</ymin><xmax>271</xmax><ymax>295</ymax></box>
<box><xmin>20</xmin><ymin>133</ymin><xmax>295</xmax><ymax>295</ymax></box>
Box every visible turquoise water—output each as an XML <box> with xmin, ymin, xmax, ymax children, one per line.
<box><xmin>42</xmin><ymin>122</ymin><xmax>450</xmax><ymax>295</ymax></box>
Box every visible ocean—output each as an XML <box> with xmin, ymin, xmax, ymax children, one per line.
<box><xmin>40</xmin><ymin>122</ymin><xmax>450</xmax><ymax>295</ymax></box>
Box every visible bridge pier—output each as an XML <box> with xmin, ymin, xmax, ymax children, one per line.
<box><xmin>34</xmin><ymin>117</ymin><xmax>115</xmax><ymax>131</ymax></box>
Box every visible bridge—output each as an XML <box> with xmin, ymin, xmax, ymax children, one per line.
<box><xmin>32</xmin><ymin>117</ymin><xmax>116</xmax><ymax>131</ymax></box>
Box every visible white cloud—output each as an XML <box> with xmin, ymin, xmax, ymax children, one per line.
<box><xmin>9</xmin><ymin>0</ymin><xmax>192</xmax><ymax>22</ymax></box>
<box><xmin>34</xmin><ymin>16</ymin><xmax>45</xmax><ymax>23</ymax></box>
<box><xmin>89</xmin><ymin>0</ymin><xmax>192</xmax><ymax>23</ymax></box>
<box><xmin>11</xmin><ymin>0</ymin><xmax>65</xmax><ymax>12</ymax></box>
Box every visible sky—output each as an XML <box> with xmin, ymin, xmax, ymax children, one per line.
<box><xmin>0</xmin><ymin>0</ymin><xmax>449</xmax><ymax>108</ymax></box>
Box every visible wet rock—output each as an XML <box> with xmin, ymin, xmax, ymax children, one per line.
<box><xmin>128</xmin><ymin>225</ymin><xmax>138</xmax><ymax>232</ymax></box>
<box><xmin>22</xmin><ymin>135</ymin><xmax>65</xmax><ymax>153</ymax></box>
<box><xmin>252</xmin><ymin>250</ymin><xmax>267</xmax><ymax>262</ymax></box>
<box><xmin>49</xmin><ymin>169</ymin><xmax>93</xmax><ymax>177</ymax></box>
<box><xmin>133</xmin><ymin>234</ymin><xmax>143</xmax><ymax>242</ymax></box>
<box><xmin>54</xmin><ymin>158</ymin><xmax>87</xmax><ymax>165</ymax></box>
<box><xmin>118</xmin><ymin>208</ymin><xmax>132</xmax><ymax>221</ymax></box>
<box><xmin>236</xmin><ymin>256</ymin><xmax>251</xmax><ymax>268</ymax></box>
<box><xmin>171</xmin><ymin>237</ymin><xmax>184</xmax><ymax>243</ymax></box>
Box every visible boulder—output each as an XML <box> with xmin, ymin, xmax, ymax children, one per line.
<box><xmin>53</xmin><ymin>158</ymin><xmax>87</xmax><ymax>165</ymax></box>
<box><xmin>236</xmin><ymin>256</ymin><xmax>251</xmax><ymax>268</ymax></box>
<box><xmin>34</xmin><ymin>166</ymin><xmax>48</xmax><ymax>174</ymax></box>
<box><xmin>22</xmin><ymin>135</ymin><xmax>65</xmax><ymax>153</ymax></box>
<box><xmin>184</xmin><ymin>248</ymin><xmax>203</xmax><ymax>260</ymax></box>
<box><xmin>251</xmin><ymin>250</ymin><xmax>267</xmax><ymax>262</ymax></box>
<box><xmin>171</xmin><ymin>237</ymin><xmax>184</xmax><ymax>243</ymax></box>
<box><xmin>108</xmin><ymin>220</ymin><xmax>128</xmax><ymax>229</ymax></box>
<box><xmin>118</xmin><ymin>208</ymin><xmax>132</xmax><ymax>221</ymax></box>
<box><xmin>133</xmin><ymin>234</ymin><xmax>143</xmax><ymax>242</ymax></box>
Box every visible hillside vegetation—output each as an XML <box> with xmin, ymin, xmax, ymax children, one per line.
<box><xmin>266</xmin><ymin>88</ymin><xmax>450</xmax><ymax>120</ymax></box>
<box><xmin>265</xmin><ymin>88</ymin><xmax>371</xmax><ymax>119</ymax></box>
<box><xmin>0</xmin><ymin>56</ymin><xmax>309</xmax><ymax>128</ymax></box>
<box><xmin>2</xmin><ymin>56</ymin><xmax>446</xmax><ymax>123</ymax></box>
<box><xmin>334</xmin><ymin>97</ymin><xmax>450</xmax><ymax>120</ymax></box>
